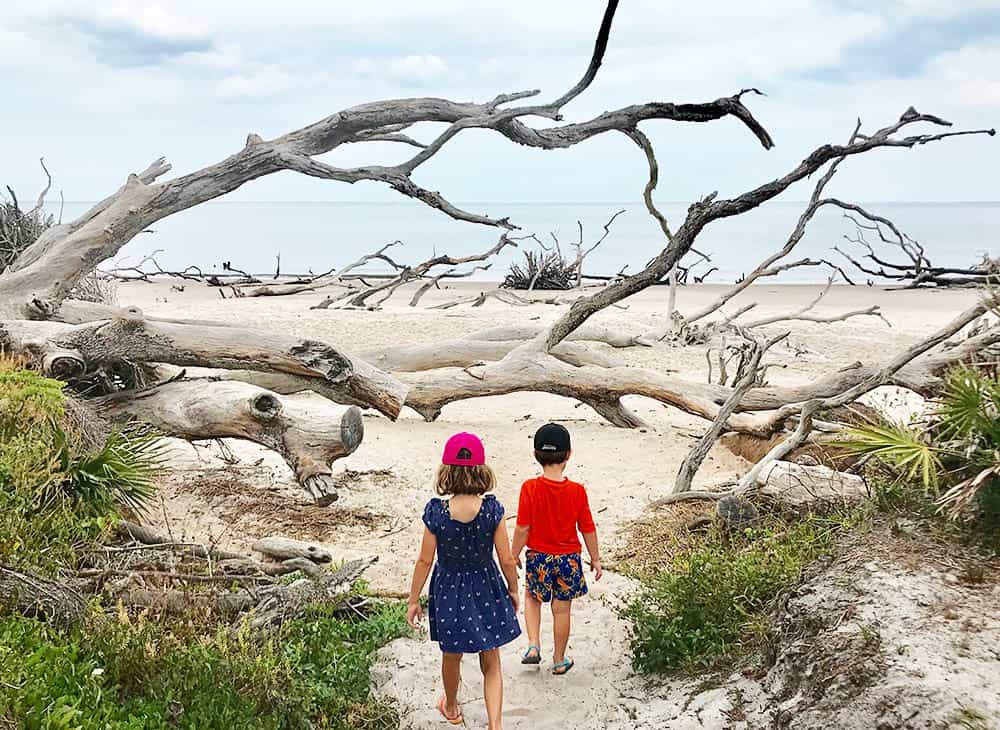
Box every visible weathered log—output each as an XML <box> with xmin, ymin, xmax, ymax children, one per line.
<box><xmin>400</xmin><ymin>302</ymin><xmax>998</xmax><ymax>429</ymax></box>
<box><xmin>99</xmin><ymin>381</ymin><xmax>363</xmax><ymax>503</ymax></box>
<box><xmin>0</xmin><ymin>316</ymin><xmax>407</xmax><ymax>418</ymax></box>
<box><xmin>467</xmin><ymin>323</ymin><xmax>643</xmax><ymax>348</ymax></box>
<box><xmin>0</xmin><ymin>565</ymin><xmax>88</xmax><ymax>626</ymax></box>
<box><xmin>357</xmin><ymin>338</ymin><xmax>624</xmax><ymax>372</ymax></box>
<box><xmin>252</xmin><ymin>537</ymin><xmax>334</xmax><ymax>564</ymax></box>
<box><xmin>116</xmin><ymin>520</ymin><xmax>246</xmax><ymax>561</ymax></box>
<box><xmin>242</xmin><ymin>556</ymin><xmax>377</xmax><ymax>631</ymax></box>
<box><xmin>216</xmin><ymin>557</ymin><xmax>323</xmax><ymax>578</ymax></box>
<box><xmin>755</xmin><ymin>460</ymin><xmax>868</xmax><ymax>506</ymax></box>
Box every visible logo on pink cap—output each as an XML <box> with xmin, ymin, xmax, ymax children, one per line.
<box><xmin>442</xmin><ymin>432</ymin><xmax>485</xmax><ymax>466</ymax></box>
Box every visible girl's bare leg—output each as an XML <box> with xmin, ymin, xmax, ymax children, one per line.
<box><xmin>525</xmin><ymin>590</ymin><xmax>543</xmax><ymax>650</ymax></box>
<box><xmin>441</xmin><ymin>652</ymin><xmax>463</xmax><ymax>717</ymax></box>
<box><xmin>479</xmin><ymin>648</ymin><xmax>504</xmax><ymax>730</ymax></box>
<box><xmin>551</xmin><ymin>599</ymin><xmax>572</xmax><ymax>664</ymax></box>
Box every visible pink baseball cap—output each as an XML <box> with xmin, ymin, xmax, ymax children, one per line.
<box><xmin>442</xmin><ymin>432</ymin><xmax>485</xmax><ymax>466</ymax></box>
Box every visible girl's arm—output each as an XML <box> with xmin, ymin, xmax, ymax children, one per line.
<box><xmin>406</xmin><ymin>527</ymin><xmax>437</xmax><ymax>629</ymax></box>
<box><xmin>493</xmin><ymin>520</ymin><xmax>521</xmax><ymax>614</ymax></box>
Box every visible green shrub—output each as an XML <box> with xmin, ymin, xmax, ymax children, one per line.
<box><xmin>0</xmin><ymin>365</ymin><xmax>161</xmax><ymax>571</ymax></box>
<box><xmin>621</xmin><ymin>518</ymin><xmax>839</xmax><ymax>673</ymax></box>
<box><xmin>0</xmin><ymin>601</ymin><xmax>408</xmax><ymax>730</ymax></box>
<box><xmin>842</xmin><ymin>367</ymin><xmax>1000</xmax><ymax>528</ymax></box>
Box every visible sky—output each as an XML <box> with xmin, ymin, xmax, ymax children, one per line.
<box><xmin>2</xmin><ymin>1</ymin><xmax>999</xmax><ymax>206</ymax></box>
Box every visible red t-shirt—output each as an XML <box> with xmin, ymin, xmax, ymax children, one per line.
<box><xmin>516</xmin><ymin>476</ymin><xmax>596</xmax><ymax>555</ymax></box>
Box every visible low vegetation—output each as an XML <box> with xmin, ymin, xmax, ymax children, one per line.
<box><xmin>844</xmin><ymin>367</ymin><xmax>1000</xmax><ymax>529</ymax></box>
<box><xmin>622</xmin><ymin>365</ymin><xmax>1000</xmax><ymax>677</ymax></box>
<box><xmin>620</xmin><ymin>515</ymin><xmax>844</xmax><ymax>673</ymax></box>
<box><xmin>0</xmin><ymin>359</ymin><xmax>408</xmax><ymax>729</ymax></box>
<box><xmin>0</xmin><ymin>601</ymin><xmax>408</xmax><ymax>730</ymax></box>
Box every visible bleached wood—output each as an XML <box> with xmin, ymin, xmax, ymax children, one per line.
<box><xmin>98</xmin><ymin>380</ymin><xmax>363</xmax><ymax>503</ymax></box>
<box><xmin>252</xmin><ymin>537</ymin><xmax>334</xmax><ymax>564</ymax></box>
<box><xmin>0</xmin><ymin>316</ymin><xmax>407</xmax><ymax>418</ymax></box>
<box><xmin>400</xmin><ymin>302</ymin><xmax>997</xmax><ymax>428</ymax></box>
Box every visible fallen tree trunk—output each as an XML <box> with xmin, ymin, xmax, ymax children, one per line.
<box><xmin>98</xmin><ymin>380</ymin><xmax>364</xmax><ymax>503</ymax></box>
<box><xmin>399</xmin><ymin>303</ymin><xmax>998</xmax><ymax>429</ymax></box>
<box><xmin>755</xmin><ymin>460</ymin><xmax>869</xmax><ymax>506</ymax></box>
<box><xmin>0</xmin><ymin>316</ymin><xmax>407</xmax><ymax>418</ymax></box>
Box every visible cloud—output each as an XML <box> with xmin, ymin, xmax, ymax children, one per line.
<box><xmin>350</xmin><ymin>54</ymin><xmax>457</xmax><ymax>87</ymax></box>
<box><xmin>804</xmin><ymin>6</ymin><xmax>1000</xmax><ymax>81</ymax></box>
<box><xmin>54</xmin><ymin>3</ymin><xmax>214</xmax><ymax>67</ymax></box>
<box><xmin>216</xmin><ymin>67</ymin><xmax>301</xmax><ymax>101</ymax></box>
<box><xmin>1</xmin><ymin>0</ymin><xmax>997</xmax><ymax>204</ymax></box>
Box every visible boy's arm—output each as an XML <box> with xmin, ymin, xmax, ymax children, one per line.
<box><xmin>511</xmin><ymin>524</ymin><xmax>530</xmax><ymax>567</ymax></box>
<box><xmin>511</xmin><ymin>482</ymin><xmax>532</xmax><ymax>566</ymax></box>
<box><xmin>581</xmin><ymin>530</ymin><xmax>602</xmax><ymax>581</ymax></box>
<box><xmin>406</xmin><ymin>527</ymin><xmax>437</xmax><ymax>628</ymax></box>
<box><xmin>578</xmin><ymin>486</ymin><xmax>602</xmax><ymax>581</ymax></box>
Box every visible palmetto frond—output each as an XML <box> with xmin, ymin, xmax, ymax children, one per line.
<box><xmin>45</xmin><ymin>425</ymin><xmax>165</xmax><ymax>515</ymax></box>
<box><xmin>841</xmin><ymin>421</ymin><xmax>942</xmax><ymax>492</ymax></box>
<box><xmin>936</xmin><ymin>368</ymin><xmax>1000</xmax><ymax>444</ymax></box>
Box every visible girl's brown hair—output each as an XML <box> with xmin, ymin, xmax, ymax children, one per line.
<box><xmin>435</xmin><ymin>463</ymin><xmax>496</xmax><ymax>496</ymax></box>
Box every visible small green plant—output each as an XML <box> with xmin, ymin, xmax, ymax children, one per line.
<box><xmin>0</xmin><ymin>365</ymin><xmax>162</xmax><ymax>570</ymax></box>
<box><xmin>0</xmin><ymin>601</ymin><xmax>409</xmax><ymax>730</ymax></box>
<box><xmin>621</xmin><ymin>517</ymin><xmax>840</xmax><ymax>673</ymax></box>
<box><xmin>842</xmin><ymin>367</ymin><xmax>1000</xmax><ymax>527</ymax></box>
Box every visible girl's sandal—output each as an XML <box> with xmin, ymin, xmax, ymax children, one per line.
<box><xmin>521</xmin><ymin>644</ymin><xmax>542</xmax><ymax>665</ymax></box>
<box><xmin>437</xmin><ymin>696</ymin><xmax>464</xmax><ymax>725</ymax></box>
<box><xmin>552</xmin><ymin>658</ymin><xmax>575</xmax><ymax>676</ymax></box>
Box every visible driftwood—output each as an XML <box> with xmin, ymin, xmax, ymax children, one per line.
<box><xmin>252</xmin><ymin>537</ymin><xmax>334</xmax><ymax>564</ymax></box>
<box><xmin>835</xmin><ymin>205</ymin><xmax>1000</xmax><ymax>288</ymax></box>
<box><xmin>672</xmin><ymin>332</ymin><xmax>788</xmax><ymax>494</ymax></box>
<box><xmin>116</xmin><ymin>520</ymin><xmax>245</xmax><ymax>561</ymax></box>
<box><xmin>755</xmin><ymin>461</ymin><xmax>868</xmax><ymax>506</ymax></box>
<box><xmin>399</xmin><ymin>299</ymin><xmax>999</xmax><ymax>429</ymax></box>
<box><xmin>0</xmin><ymin>316</ymin><xmax>407</xmax><ymax>418</ymax></box>
<box><xmin>99</xmin><ymin>381</ymin><xmax>363</xmax><ymax>504</ymax></box>
<box><xmin>641</xmin><ymin>122</ymin><xmax>909</xmax><ymax>343</ymax></box>
<box><xmin>0</xmin><ymin>565</ymin><xmax>88</xmax><ymax>626</ymax></box>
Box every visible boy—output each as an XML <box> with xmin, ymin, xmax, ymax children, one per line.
<box><xmin>511</xmin><ymin>422</ymin><xmax>601</xmax><ymax>676</ymax></box>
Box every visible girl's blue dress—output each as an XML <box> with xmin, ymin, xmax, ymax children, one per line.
<box><xmin>423</xmin><ymin>495</ymin><xmax>521</xmax><ymax>654</ymax></box>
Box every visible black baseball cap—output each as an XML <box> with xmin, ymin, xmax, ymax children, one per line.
<box><xmin>534</xmin><ymin>423</ymin><xmax>571</xmax><ymax>452</ymax></box>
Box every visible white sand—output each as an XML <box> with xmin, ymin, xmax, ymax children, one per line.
<box><xmin>117</xmin><ymin>279</ymin><xmax>985</xmax><ymax>728</ymax></box>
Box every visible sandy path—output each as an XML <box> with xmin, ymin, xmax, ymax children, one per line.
<box><xmin>374</xmin><ymin>574</ymin><xmax>638</xmax><ymax>729</ymax></box>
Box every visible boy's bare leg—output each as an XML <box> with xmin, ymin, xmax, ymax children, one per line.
<box><xmin>479</xmin><ymin>648</ymin><xmax>504</xmax><ymax>730</ymax></box>
<box><xmin>525</xmin><ymin>590</ymin><xmax>543</xmax><ymax>651</ymax></box>
<box><xmin>551</xmin><ymin>599</ymin><xmax>572</xmax><ymax>663</ymax></box>
<box><xmin>441</xmin><ymin>652</ymin><xmax>462</xmax><ymax>716</ymax></box>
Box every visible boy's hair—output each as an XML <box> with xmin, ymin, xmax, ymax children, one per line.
<box><xmin>534</xmin><ymin>449</ymin><xmax>569</xmax><ymax>467</ymax></box>
<box><xmin>435</xmin><ymin>463</ymin><xmax>496</xmax><ymax>496</ymax></box>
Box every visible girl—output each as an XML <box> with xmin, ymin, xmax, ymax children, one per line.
<box><xmin>407</xmin><ymin>432</ymin><xmax>521</xmax><ymax>729</ymax></box>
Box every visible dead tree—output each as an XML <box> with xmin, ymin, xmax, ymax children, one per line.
<box><xmin>0</xmin><ymin>1</ymin><xmax>995</xmax><ymax>503</ymax></box>
<box><xmin>639</xmin><ymin>119</ymin><xmax>946</xmax><ymax>343</ymax></box>
<box><xmin>835</xmin><ymin>207</ymin><xmax>999</xmax><ymax>288</ymax></box>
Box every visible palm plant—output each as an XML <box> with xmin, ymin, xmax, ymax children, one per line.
<box><xmin>842</xmin><ymin>367</ymin><xmax>1000</xmax><ymax>522</ymax></box>
<box><xmin>46</xmin><ymin>425</ymin><xmax>165</xmax><ymax>516</ymax></box>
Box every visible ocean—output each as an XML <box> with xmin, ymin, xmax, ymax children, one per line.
<box><xmin>53</xmin><ymin>200</ymin><xmax>999</xmax><ymax>284</ymax></box>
